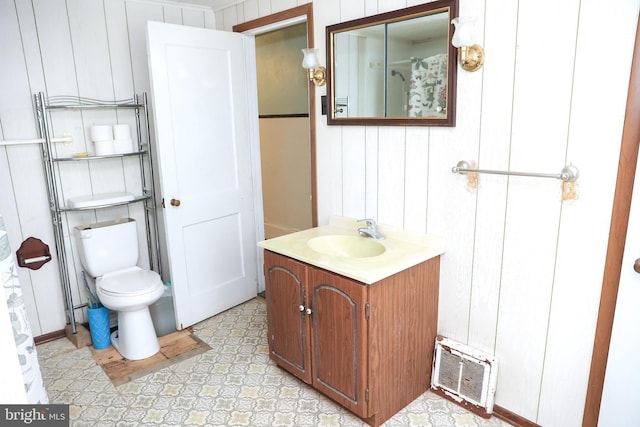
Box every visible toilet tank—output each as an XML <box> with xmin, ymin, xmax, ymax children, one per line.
<box><xmin>74</xmin><ymin>218</ymin><xmax>139</xmax><ymax>277</ymax></box>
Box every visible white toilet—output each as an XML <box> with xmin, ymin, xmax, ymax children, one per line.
<box><xmin>75</xmin><ymin>218</ymin><xmax>164</xmax><ymax>360</ymax></box>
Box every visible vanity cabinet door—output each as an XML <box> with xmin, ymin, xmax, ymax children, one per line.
<box><xmin>309</xmin><ymin>268</ymin><xmax>369</xmax><ymax>418</ymax></box>
<box><xmin>264</xmin><ymin>251</ymin><xmax>312</xmax><ymax>383</ymax></box>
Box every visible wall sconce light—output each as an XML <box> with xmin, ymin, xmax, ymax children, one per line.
<box><xmin>301</xmin><ymin>48</ymin><xmax>326</xmax><ymax>86</ymax></box>
<box><xmin>451</xmin><ymin>17</ymin><xmax>485</xmax><ymax>72</ymax></box>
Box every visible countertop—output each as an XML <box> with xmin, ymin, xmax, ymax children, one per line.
<box><xmin>257</xmin><ymin>216</ymin><xmax>445</xmax><ymax>284</ymax></box>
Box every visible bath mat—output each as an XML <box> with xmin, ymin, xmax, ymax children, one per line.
<box><xmin>90</xmin><ymin>329</ymin><xmax>211</xmax><ymax>386</ymax></box>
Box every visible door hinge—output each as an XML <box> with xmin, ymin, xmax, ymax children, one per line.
<box><xmin>365</xmin><ymin>303</ymin><xmax>370</xmax><ymax>320</ymax></box>
<box><xmin>365</xmin><ymin>388</ymin><xmax>369</xmax><ymax>402</ymax></box>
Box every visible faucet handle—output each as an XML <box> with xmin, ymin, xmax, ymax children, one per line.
<box><xmin>358</xmin><ymin>218</ymin><xmax>376</xmax><ymax>228</ymax></box>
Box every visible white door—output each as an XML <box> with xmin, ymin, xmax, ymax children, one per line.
<box><xmin>146</xmin><ymin>21</ymin><xmax>260</xmax><ymax>329</ymax></box>
<box><xmin>598</xmin><ymin>152</ymin><xmax>640</xmax><ymax>424</ymax></box>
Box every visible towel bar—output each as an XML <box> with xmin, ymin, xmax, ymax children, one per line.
<box><xmin>451</xmin><ymin>160</ymin><xmax>579</xmax><ymax>182</ymax></box>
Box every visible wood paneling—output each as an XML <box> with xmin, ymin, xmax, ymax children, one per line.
<box><xmin>0</xmin><ymin>0</ymin><xmax>214</xmax><ymax>335</ymax></box>
<box><xmin>538</xmin><ymin>2</ymin><xmax>640</xmax><ymax>424</ymax></box>
<box><xmin>377</xmin><ymin>127</ymin><xmax>406</xmax><ymax>226</ymax></box>
<box><xmin>404</xmin><ymin>127</ymin><xmax>429</xmax><ymax>232</ymax></box>
<box><xmin>342</xmin><ymin>126</ymin><xmax>366</xmax><ymax>218</ymax></box>
<box><xmin>492</xmin><ymin>0</ymin><xmax>578</xmax><ymax>414</ymax></box>
<box><xmin>224</xmin><ymin>0</ymin><xmax>640</xmax><ymax>424</ymax></box>
<box><xmin>364</xmin><ymin>126</ymin><xmax>379</xmax><ymax>219</ymax></box>
<box><xmin>0</xmin><ymin>0</ymin><xmax>637</xmax><ymax>423</ymax></box>
<box><xmin>467</xmin><ymin>0</ymin><xmax>516</xmax><ymax>357</ymax></box>
<box><xmin>105</xmin><ymin>0</ymin><xmax>136</xmax><ymax>97</ymax></box>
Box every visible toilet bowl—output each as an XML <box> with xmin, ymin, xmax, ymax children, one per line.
<box><xmin>97</xmin><ymin>266</ymin><xmax>164</xmax><ymax>360</ymax></box>
<box><xmin>75</xmin><ymin>218</ymin><xmax>163</xmax><ymax>360</ymax></box>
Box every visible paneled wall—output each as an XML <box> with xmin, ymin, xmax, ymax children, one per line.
<box><xmin>0</xmin><ymin>0</ymin><xmax>215</xmax><ymax>337</ymax></box>
<box><xmin>218</xmin><ymin>0</ymin><xmax>640</xmax><ymax>425</ymax></box>
<box><xmin>2</xmin><ymin>0</ymin><xmax>638</xmax><ymax>423</ymax></box>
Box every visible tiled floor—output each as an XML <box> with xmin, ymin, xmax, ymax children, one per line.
<box><xmin>38</xmin><ymin>298</ymin><xmax>511</xmax><ymax>426</ymax></box>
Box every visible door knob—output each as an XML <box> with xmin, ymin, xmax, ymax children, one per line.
<box><xmin>634</xmin><ymin>258</ymin><xmax>640</xmax><ymax>273</ymax></box>
<box><xmin>170</xmin><ymin>198</ymin><xmax>181</xmax><ymax>207</ymax></box>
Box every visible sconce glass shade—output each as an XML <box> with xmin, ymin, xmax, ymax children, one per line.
<box><xmin>301</xmin><ymin>48</ymin><xmax>326</xmax><ymax>86</ymax></box>
<box><xmin>451</xmin><ymin>17</ymin><xmax>484</xmax><ymax>72</ymax></box>
<box><xmin>451</xmin><ymin>17</ymin><xmax>475</xmax><ymax>47</ymax></box>
<box><xmin>301</xmin><ymin>48</ymin><xmax>320</xmax><ymax>69</ymax></box>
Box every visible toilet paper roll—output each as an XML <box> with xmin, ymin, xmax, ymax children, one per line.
<box><xmin>113</xmin><ymin>124</ymin><xmax>132</xmax><ymax>141</ymax></box>
<box><xmin>113</xmin><ymin>124</ymin><xmax>134</xmax><ymax>154</ymax></box>
<box><xmin>90</xmin><ymin>125</ymin><xmax>113</xmax><ymax>142</ymax></box>
<box><xmin>94</xmin><ymin>139</ymin><xmax>115</xmax><ymax>156</ymax></box>
<box><xmin>113</xmin><ymin>138</ymin><xmax>135</xmax><ymax>154</ymax></box>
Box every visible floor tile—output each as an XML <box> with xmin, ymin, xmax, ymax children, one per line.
<box><xmin>38</xmin><ymin>299</ymin><xmax>512</xmax><ymax>427</ymax></box>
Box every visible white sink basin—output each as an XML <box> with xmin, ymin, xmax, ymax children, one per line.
<box><xmin>258</xmin><ymin>216</ymin><xmax>445</xmax><ymax>284</ymax></box>
<box><xmin>307</xmin><ymin>235</ymin><xmax>386</xmax><ymax>258</ymax></box>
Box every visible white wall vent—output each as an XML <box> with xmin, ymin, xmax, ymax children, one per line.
<box><xmin>431</xmin><ymin>335</ymin><xmax>499</xmax><ymax>418</ymax></box>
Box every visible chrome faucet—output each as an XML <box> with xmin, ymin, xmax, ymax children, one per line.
<box><xmin>358</xmin><ymin>218</ymin><xmax>385</xmax><ymax>240</ymax></box>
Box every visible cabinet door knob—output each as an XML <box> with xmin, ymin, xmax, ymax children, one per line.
<box><xmin>634</xmin><ymin>258</ymin><xmax>640</xmax><ymax>273</ymax></box>
<box><xmin>299</xmin><ymin>305</ymin><xmax>305</xmax><ymax>312</ymax></box>
<box><xmin>305</xmin><ymin>308</ymin><xmax>312</xmax><ymax>315</ymax></box>
<box><xmin>170</xmin><ymin>198</ymin><xmax>181</xmax><ymax>207</ymax></box>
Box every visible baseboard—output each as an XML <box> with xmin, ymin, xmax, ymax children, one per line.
<box><xmin>34</xmin><ymin>328</ymin><xmax>66</xmax><ymax>345</ymax></box>
<box><xmin>34</xmin><ymin>324</ymin><xmax>93</xmax><ymax>349</ymax></box>
<box><xmin>493</xmin><ymin>405</ymin><xmax>541</xmax><ymax>427</ymax></box>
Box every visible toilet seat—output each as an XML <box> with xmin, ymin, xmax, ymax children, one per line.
<box><xmin>98</xmin><ymin>266</ymin><xmax>163</xmax><ymax>297</ymax></box>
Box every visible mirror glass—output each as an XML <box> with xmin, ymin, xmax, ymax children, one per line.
<box><xmin>326</xmin><ymin>0</ymin><xmax>458</xmax><ymax>126</ymax></box>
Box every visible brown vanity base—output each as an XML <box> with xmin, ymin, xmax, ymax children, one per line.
<box><xmin>263</xmin><ymin>250</ymin><xmax>440</xmax><ymax>426</ymax></box>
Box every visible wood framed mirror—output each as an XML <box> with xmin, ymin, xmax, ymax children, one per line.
<box><xmin>326</xmin><ymin>0</ymin><xmax>458</xmax><ymax>126</ymax></box>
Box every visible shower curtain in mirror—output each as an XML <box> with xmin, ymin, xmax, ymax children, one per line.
<box><xmin>1</xmin><ymin>214</ymin><xmax>48</xmax><ymax>403</ymax></box>
<box><xmin>408</xmin><ymin>54</ymin><xmax>447</xmax><ymax>117</ymax></box>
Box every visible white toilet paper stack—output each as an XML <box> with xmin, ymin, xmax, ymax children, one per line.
<box><xmin>113</xmin><ymin>124</ymin><xmax>134</xmax><ymax>154</ymax></box>
<box><xmin>90</xmin><ymin>125</ymin><xmax>114</xmax><ymax>156</ymax></box>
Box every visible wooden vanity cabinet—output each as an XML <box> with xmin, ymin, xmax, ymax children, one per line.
<box><xmin>263</xmin><ymin>250</ymin><xmax>440</xmax><ymax>427</ymax></box>
<box><xmin>264</xmin><ymin>252</ymin><xmax>312</xmax><ymax>384</ymax></box>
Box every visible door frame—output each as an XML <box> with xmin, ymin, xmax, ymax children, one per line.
<box><xmin>233</xmin><ymin>4</ymin><xmax>318</xmax><ymax>228</ymax></box>
<box><xmin>583</xmin><ymin>14</ymin><xmax>640</xmax><ymax>426</ymax></box>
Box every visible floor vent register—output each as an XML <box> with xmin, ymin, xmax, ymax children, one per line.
<box><xmin>431</xmin><ymin>335</ymin><xmax>499</xmax><ymax>418</ymax></box>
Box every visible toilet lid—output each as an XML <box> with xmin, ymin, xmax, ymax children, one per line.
<box><xmin>98</xmin><ymin>266</ymin><xmax>163</xmax><ymax>296</ymax></box>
